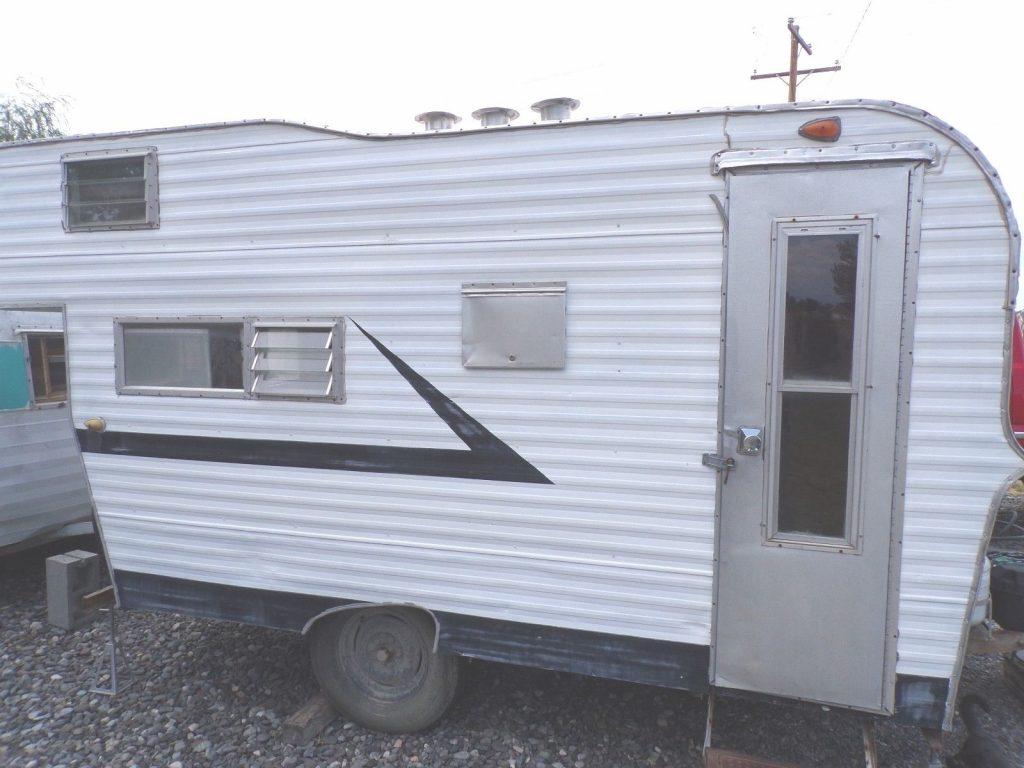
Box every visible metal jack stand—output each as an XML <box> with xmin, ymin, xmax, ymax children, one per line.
<box><xmin>702</xmin><ymin>689</ymin><xmax>716</xmax><ymax>762</ymax></box>
<box><xmin>861</xmin><ymin>719</ymin><xmax>879</xmax><ymax>768</ymax></box>
<box><xmin>90</xmin><ymin>607</ymin><xmax>131</xmax><ymax>696</ymax></box>
<box><xmin>922</xmin><ymin>729</ymin><xmax>944</xmax><ymax>768</ymax></box>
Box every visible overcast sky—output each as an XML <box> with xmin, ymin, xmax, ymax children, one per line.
<box><xmin>4</xmin><ymin>1</ymin><xmax>1021</xmax><ymax>257</ymax></box>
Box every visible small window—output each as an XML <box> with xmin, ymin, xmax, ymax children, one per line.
<box><xmin>249</xmin><ymin>320</ymin><xmax>344</xmax><ymax>402</ymax></box>
<box><xmin>62</xmin><ymin>148</ymin><xmax>159</xmax><ymax>231</ymax></box>
<box><xmin>26</xmin><ymin>333</ymin><xmax>67</xmax><ymax>403</ymax></box>
<box><xmin>117</xmin><ymin>321</ymin><xmax>243</xmax><ymax>395</ymax></box>
<box><xmin>462</xmin><ymin>282</ymin><xmax>567</xmax><ymax>369</ymax></box>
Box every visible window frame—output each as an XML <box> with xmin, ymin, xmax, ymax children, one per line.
<box><xmin>62</xmin><ymin>147</ymin><xmax>160</xmax><ymax>232</ymax></box>
<box><xmin>114</xmin><ymin>317</ymin><xmax>249</xmax><ymax>399</ymax></box>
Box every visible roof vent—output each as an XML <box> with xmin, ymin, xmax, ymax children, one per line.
<box><xmin>530</xmin><ymin>97</ymin><xmax>580</xmax><ymax>122</ymax></box>
<box><xmin>471</xmin><ymin>106</ymin><xmax>520</xmax><ymax>127</ymax></box>
<box><xmin>415</xmin><ymin>111</ymin><xmax>461</xmax><ymax>131</ymax></box>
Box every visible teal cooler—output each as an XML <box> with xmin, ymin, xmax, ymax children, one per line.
<box><xmin>0</xmin><ymin>342</ymin><xmax>31</xmax><ymax>410</ymax></box>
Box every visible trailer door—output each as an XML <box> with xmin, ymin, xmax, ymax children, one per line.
<box><xmin>714</xmin><ymin>164</ymin><xmax>911</xmax><ymax>712</ymax></box>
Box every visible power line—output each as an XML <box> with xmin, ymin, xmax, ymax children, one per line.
<box><xmin>827</xmin><ymin>0</ymin><xmax>874</xmax><ymax>90</ymax></box>
<box><xmin>840</xmin><ymin>0</ymin><xmax>874</xmax><ymax>62</ymax></box>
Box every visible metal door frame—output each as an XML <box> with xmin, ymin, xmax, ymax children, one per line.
<box><xmin>707</xmin><ymin>161</ymin><xmax>927</xmax><ymax>714</ymax></box>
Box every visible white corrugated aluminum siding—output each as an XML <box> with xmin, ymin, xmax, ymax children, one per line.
<box><xmin>905</xmin><ymin>145</ymin><xmax>1020</xmax><ymax>679</ymax></box>
<box><xmin>0</xmin><ymin>104</ymin><xmax>1019</xmax><ymax>684</ymax></box>
<box><xmin>0</xmin><ymin>406</ymin><xmax>93</xmax><ymax>549</ymax></box>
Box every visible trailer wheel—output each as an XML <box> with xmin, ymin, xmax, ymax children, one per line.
<box><xmin>308</xmin><ymin>607</ymin><xmax>458</xmax><ymax>733</ymax></box>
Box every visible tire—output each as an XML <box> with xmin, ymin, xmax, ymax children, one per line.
<box><xmin>309</xmin><ymin>606</ymin><xmax>458</xmax><ymax>733</ymax></box>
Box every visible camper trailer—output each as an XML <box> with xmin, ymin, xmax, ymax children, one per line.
<box><xmin>0</xmin><ymin>308</ymin><xmax>93</xmax><ymax>554</ymax></box>
<box><xmin>0</xmin><ymin>99</ymin><xmax>1019</xmax><ymax>744</ymax></box>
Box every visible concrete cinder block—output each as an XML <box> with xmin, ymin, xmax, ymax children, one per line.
<box><xmin>46</xmin><ymin>550</ymin><xmax>101</xmax><ymax>631</ymax></box>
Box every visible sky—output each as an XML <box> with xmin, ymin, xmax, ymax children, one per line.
<box><xmin>3</xmin><ymin>1</ymin><xmax>1021</xmax><ymax>252</ymax></box>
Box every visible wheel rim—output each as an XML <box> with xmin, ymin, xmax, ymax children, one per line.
<box><xmin>337</xmin><ymin>610</ymin><xmax>428</xmax><ymax>702</ymax></box>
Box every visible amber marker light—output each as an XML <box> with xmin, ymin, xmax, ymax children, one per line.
<box><xmin>798</xmin><ymin>116</ymin><xmax>842</xmax><ymax>142</ymax></box>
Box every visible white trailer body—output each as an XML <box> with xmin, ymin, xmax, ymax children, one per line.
<box><xmin>0</xmin><ymin>309</ymin><xmax>93</xmax><ymax>553</ymax></box>
<box><xmin>0</xmin><ymin>100</ymin><xmax>1019</xmax><ymax>730</ymax></box>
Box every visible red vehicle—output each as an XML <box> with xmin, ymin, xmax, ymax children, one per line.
<box><xmin>1012</xmin><ymin>313</ymin><xmax>1024</xmax><ymax>447</ymax></box>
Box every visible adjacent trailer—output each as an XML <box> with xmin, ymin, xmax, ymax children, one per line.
<box><xmin>0</xmin><ymin>99</ymin><xmax>1019</xmax><ymax>738</ymax></box>
<box><xmin>0</xmin><ymin>308</ymin><xmax>93</xmax><ymax>554</ymax></box>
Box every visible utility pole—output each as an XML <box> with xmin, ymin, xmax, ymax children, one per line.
<box><xmin>751</xmin><ymin>18</ymin><xmax>840</xmax><ymax>102</ymax></box>
<box><xmin>787</xmin><ymin>17</ymin><xmax>803</xmax><ymax>102</ymax></box>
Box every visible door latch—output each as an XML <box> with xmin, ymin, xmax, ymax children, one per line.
<box><xmin>702</xmin><ymin>453</ymin><xmax>736</xmax><ymax>483</ymax></box>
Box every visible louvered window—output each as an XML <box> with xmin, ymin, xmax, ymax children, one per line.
<box><xmin>249</xmin><ymin>320</ymin><xmax>344</xmax><ymax>402</ymax></box>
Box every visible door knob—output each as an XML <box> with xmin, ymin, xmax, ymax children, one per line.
<box><xmin>726</xmin><ymin>426</ymin><xmax>763</xmax><ymax>456</ymax></box>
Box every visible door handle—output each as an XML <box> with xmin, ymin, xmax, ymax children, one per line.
<box><xmin>725</xmin><ymin>426</ymin><xmax>763</xmax><ymax>456</ymax></box>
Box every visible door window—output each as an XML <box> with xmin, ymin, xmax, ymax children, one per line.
<box><xmin>777</xmin><ymin>391</ymin><xmax>852</xmax><ymax>537</ymax></box>
<box><xmin>782</xmin><ymin>233</ymin><xmax>858</xmax><ymax>381</ymax></box>
<box><xmin>768</xmin><ymin>223</ymin><xmax>870</xmax><ymax>548</ymax></box>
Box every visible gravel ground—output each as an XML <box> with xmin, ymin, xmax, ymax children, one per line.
<box><xmin>2</xmin><ymin>537</ymin><xmax>1022</xmax><ymax>768</ymax></box>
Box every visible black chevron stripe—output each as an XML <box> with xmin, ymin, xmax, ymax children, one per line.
<box><xmin>77</xmin><ymin>321</ymin><xmax>552</xmax><ymax>485</ymax></box>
